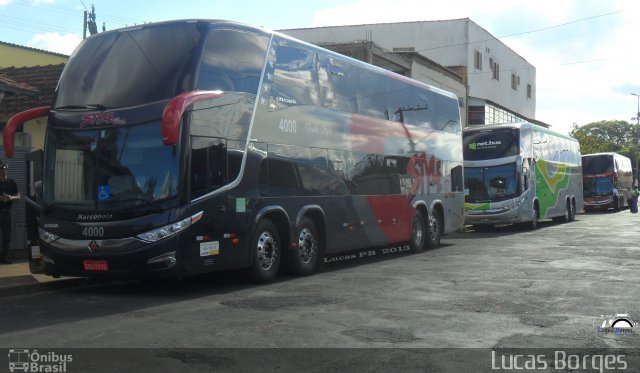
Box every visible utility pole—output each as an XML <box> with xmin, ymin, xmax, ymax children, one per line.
<box><xmin>632</xmin><ymin>93</ymin><xmax>640</xmax><ymax>185</ymax></box>
<box><xmin>83</xmin><ymin>10</ymin><xmax>87</xmax><ymax>39</ymax></box>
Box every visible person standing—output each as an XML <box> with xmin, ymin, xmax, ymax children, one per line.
<box><xmin>631</xmin><ymin>185</ymin><xmax>640</xmax><ymax>214</ymax></box>
<box><xmin>0</xmin><ymin>160</ymin><xmax>20</xmax><ymax>264</ymax></box>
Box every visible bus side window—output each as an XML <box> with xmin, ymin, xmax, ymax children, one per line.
<box><xmin>356</xmin><ymin>68</ymin><xmax>388</xmax><ymax>120</ymax></box>
<box><xmin>434</xmin><ymin>94</ymin><xmax>461</xmax><ymax>133</ymax></box>
<box><xmin>318</xmin><ymin>56</ymin><xmax>357</xmax><ymax>113</ymax></box>
<box><xmin>271</xmin><ymin>46</ymin><xmax>320</xmax><ymax>108</ymax></box>
<box><xmin>451</xmin><ymin>164</ymin><xmax>463</xmax><ymax>192</ymax></box>
<box><xmin>387</xmin><ymin>80</ymin><xmax>430</xmax><ymax>128</ymax></box>
<box><xmin>190</xmin><ymin>136</ymin><xmax>227</xmax><ymax>199</ymax></box>
<box><xmin>197</xmin><ymin>29</ymin><xmax>269</xmax><ymax>95</ymax></box>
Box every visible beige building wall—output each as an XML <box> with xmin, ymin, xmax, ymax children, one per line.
<box><xmin>0</xmin><ymin>43</ymin><xmax>68</xmax><ymax>68</ymax></box>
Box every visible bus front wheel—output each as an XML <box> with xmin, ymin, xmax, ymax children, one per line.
<box><xmin>529</xmin><ymin>206</ymin><xmax>539</xmax><ymax>229</ymax></box>
<box><xmin>249</xmin><ymin>219</ymin><xmax>281</xmax><ymax>283</ymax></box>
<box><xmin>285</xmin><ymin>217</ymin><xmax>319</xmax><ymax>276</ymax></box>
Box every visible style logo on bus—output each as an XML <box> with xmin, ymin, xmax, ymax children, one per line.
<box><xmin>406</xmin><ymin>152</ymin><xmax>443</xmax><ymax>198</ymax></box>
<box><xmin>80</xmin><ymin>111</ymin><xmax>126</xmax><ymax>128</ymax></box>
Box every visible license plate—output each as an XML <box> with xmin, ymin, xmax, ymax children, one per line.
<box><xmin>83</xmin><ymin>260</ymin><xmax>109</xmax><ymax>271</ymax></box>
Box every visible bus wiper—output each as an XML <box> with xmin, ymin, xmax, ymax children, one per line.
<box><xmin>42</xmin><ymin>202</ymin><xmax>87</xmax><ymax>213</ymax></box>
<box><xmin>54</xmin><ymin>104</ymin><xmax>109</xmax><ymax>110</ymax></box>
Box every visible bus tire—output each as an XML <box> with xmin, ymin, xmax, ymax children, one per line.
<box><xmin>410</xmin><ymin>211</ymin><xmax>427</xmax><ymax>252</ymax></box>
<box><xmin>249</xmin><ymin>219</ymin><xmax>281</xmax><ymax>283</ymax></box>
<box><xmin>569</xmin><ymin>199</ymin><xmax>576</xmax><ymax>221</ymax></box>
<box><xmin>529</xmin><ymin>206</ymin><xmax>539</xmax><ymax>229</ymax></box>
<box><xmin>286</xmin><ymin>217</ymin><xmax>319</xmax><ymax>276</ymax></box>
<box><xmin>426</xmin><ymin>209</ymin><xmax>442</xmax><ymax>249</ymax></box>
<box><xmin>563</xmin><ymin>199</ymin><xmax>572</xmax><ymax>222</ymax></box>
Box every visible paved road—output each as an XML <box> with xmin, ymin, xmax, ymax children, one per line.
<box><xmin>0</xmin><ymin>210</ymin><xmax>639</xmax><ymax>371</ymax></box>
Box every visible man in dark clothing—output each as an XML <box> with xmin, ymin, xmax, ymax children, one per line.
<box><xmin>0</xmin><ymin>160</ymin><xmax>20</xmax><ymax>264</ymax></box>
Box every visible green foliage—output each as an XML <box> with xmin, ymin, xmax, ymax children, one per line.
<box><xmin>570</xmin><ymin>121</ymin><xmax>640</xmax><ymax>167</ymax></box>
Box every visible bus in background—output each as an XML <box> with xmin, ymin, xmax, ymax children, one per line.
<box><xmin>5</xmin><ymin>19</ymin><xmax>464</xmax><ymax>283</ymax></box>
<box><xmin>463</xmin><ymin>122</ymin><xmax>582</xmax><ymax>230</ymax></box>
<box><xmin>582</xmin><ymin>152</ymin><xmax>633</xmax><ymax>212</ymax></box>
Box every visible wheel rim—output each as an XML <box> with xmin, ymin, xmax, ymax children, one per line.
<box><xmin>257</xmin><ymin>231</ymin><xmax>278</xmax><ymax>271</ymax></box>
<box><xmin>412</xmin><ymin>217</ymin><xmax>424</xmax><ymax>247</ymax></box>
<box><xmin>428</xmin><ymin>214</ymin><xmax>439</xmax><ymax>242</ymax></box>
<box><xmin>297</xmin><ymin>228</ymin><xmax>317</xmax><ymax>264</ymax></box>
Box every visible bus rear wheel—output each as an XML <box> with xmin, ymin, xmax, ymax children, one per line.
<box><xmin>426</xmin><ymin>209</ymin><xmax>442</xmax><ymax>249</ymax></box>
<box><xmin>562</xmin><ymin>200</ymin><xmax>572</xmax><ymax>222</ymax></box>
<box><xmin>285</xmin><ymin>217</ymin><xmax>319</xmax><ymax>276</ymax></box>
<box><xmin>569</xmin><ymin>200</ymin><xmax>576</xmax><ymax>221</ymax></box>
<box><xmin>249</xmin><ymin>219</ymin><xmax>281</xmax><ymax>283</ymax></box>
<box><xmin>410</xmin><ymin>211</ymin><xmax>427</xmax><ymax>252</ymax></box>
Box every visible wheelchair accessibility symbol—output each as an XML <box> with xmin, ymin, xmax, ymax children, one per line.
<box><xmin>98</xmin><ymin>185</ymin><xmax>111</xmax><ymax>201</ymax></box>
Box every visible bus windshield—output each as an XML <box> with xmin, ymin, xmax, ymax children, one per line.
<box><xmin>463</xmin><ymin>128</ymin><xmax>519</xmax><ymax>161</ymax></box>
<box><xmin>582</xmin><ymin>155</ymin><xmax>613</xmax><ymax>175</ymax></box>
<box><xmin>43</xmin><ymin>121</ymin><xmax>179</xmax><ymax>211</ymax></box>
<box><xmin>54</xmin><ymin>22</ymin><xmax>202</xmax><ymax>109</ymax></box>
<box><xmin>465</xmin><ymin>163</ymin><xmax>519</xmax><ymax>202</ymax></box>
<box><xmin>583</xmin><ymin>176</ymin><xmax>613</xmax><ymax>197</ymax></box>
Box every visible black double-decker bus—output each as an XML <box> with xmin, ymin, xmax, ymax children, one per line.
<box><xmin>6</xmin><ymin>20</ymin><xmax>464</xmax><ymax>282</ymax></box>
<box><xmin>582</xmin><ymin>152</ymin><xmax>633</xmax><ymax>211</ymax></box>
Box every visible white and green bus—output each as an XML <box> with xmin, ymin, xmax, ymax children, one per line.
<box><xmin>463</xmin><ymin>122</ymin><xmax>582</xmax><ymax>229</ymax></box>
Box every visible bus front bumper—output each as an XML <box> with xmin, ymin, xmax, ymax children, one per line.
<box><xmin>38</xmin><ymin>238</ymin><xmax>184</xmax><ymax>279</ymax></box>
<box><xmin>464</xmin><ymin>206</ymin><xmax>522</xmax><ymax>225</ymax></box>
<box><xmin>584</xmin><ymin>197</ymin><xmax>615</xmax><ymax>210</ymax></box>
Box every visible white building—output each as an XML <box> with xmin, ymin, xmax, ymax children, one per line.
<box><xmin>280</xmin><ymin>18</ymin><xmax>538</xmax><ymax>127</ymax></box>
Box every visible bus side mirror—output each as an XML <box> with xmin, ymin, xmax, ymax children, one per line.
<box><xmin>161</xmin><ymin>91</ymin><xmax>223</xmax><ymax>146</ymax></box>
<box><xmin>4</xmin><ymin>106</ymin><xmax>50</xmax><ymax>158</ymax></box>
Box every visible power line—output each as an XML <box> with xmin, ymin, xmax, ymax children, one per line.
<box><xmin>497</xmin><ymin>10</ymin><xmax>623</xmax><ymax>39</ymax></box>
<box><xmin>416</xmin><ymin>9</ymin><xmax>624</xmax><ymax>53</ymax></box>
<box><xmin>558</xmin><ymin>58</ymin><xmax>610</xmax><ymax>66</ymax></box>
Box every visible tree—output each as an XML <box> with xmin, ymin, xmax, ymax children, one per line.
<box><xmin>571</xmin><ymin>120</ymin><xmax>640</xmax><ymax>180</ymax></box>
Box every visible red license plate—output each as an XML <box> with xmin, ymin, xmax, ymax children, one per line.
<box><xmin>83</xmin><ymin>260</ymin><xmax>109</xmax><ymax>271</ymax></box>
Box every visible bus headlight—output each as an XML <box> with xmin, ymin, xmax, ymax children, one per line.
<box><xmin>136</xmin><ymin>211</ymin><xmax>203</xmax><ymax>243</ymax></box>
<box><xmin>39</xmin><ymin>228</ymin><xmax>60</xmax><ymax>243</ymax></box>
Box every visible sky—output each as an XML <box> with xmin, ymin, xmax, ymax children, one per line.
<box><xmin>1</xmin><ymin>0</ymin><xmax>639</xmax><ymax>136</ymax></box>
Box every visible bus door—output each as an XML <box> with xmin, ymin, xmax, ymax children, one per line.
<box><xmin>25</xmin><ymin>150</ymin><xmax>44</xmax><ymax>274</ymax></box>
<box><xmin>185</xmin><ymin>136</ymin><xmax>235</xmax><ymax>274</ymax></box>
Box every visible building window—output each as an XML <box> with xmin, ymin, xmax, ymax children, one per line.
<box><xmin>474</xmin><ymin>50</ymin><xmax>482</xmax><ymax>70</ymax></box>
<box><xmin>492</xmin><ymin>62</ymin><xmax>500</xmax><ymax>80</ymax></box>
<box><xmin>511</xmin><ymin>73</ymin><xmax>519</xmax><ymax>90</ymax></box>
<box><xmin>527</xmin><ymin>84</ymin><xmax>532</xmax><ymax>99</ymax></box>
<box><xmin>468</xmin><ymin>105</ymin><xmax>485</xmax><ymax>125</ymax></box>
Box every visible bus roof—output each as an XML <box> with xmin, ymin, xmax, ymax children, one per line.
<box><xmin>463</xmin><ymin>121</ymin><xmax>577</xmax><ymax>142</ymax></box>
<box><xmin>82</xmin><ymin>18</ymin><xmax>458</xmax><ymax>102</ymax></box>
